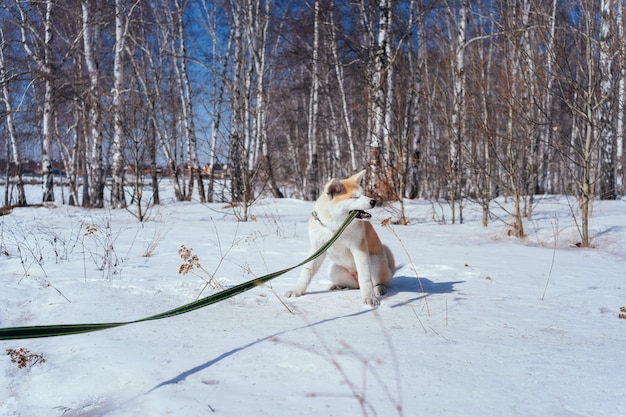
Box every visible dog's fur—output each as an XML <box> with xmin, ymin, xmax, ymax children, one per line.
<box><xmin>285</xmin><ymin>170</ymin><xmax>395</xmax><ymax>306</ymax></box>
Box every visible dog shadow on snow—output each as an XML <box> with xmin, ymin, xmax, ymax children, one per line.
<box><xmin>386</xmin><ymin>275</ymin><xmax>464</xmax><ymax>307</ymax></box>
<box><xmin>147</xmin><ymin>275</ymin><xmax>462</xmax><ymax>394</ymax></box>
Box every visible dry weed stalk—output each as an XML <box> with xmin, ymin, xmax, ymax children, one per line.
<box><xmin>81</xmin><ymin>218</ymin><xmax>123</xmax><ymax>280</ymax></box>
<box><xmin>273</xmin><ymin>311</ymin><xmax>404</xmax><ymax>417</ymax></box>
<box><xmin>6</xmin><ymin>348</ymin><xmax>46</xmax><ymax>369</ymax></box>
<box><xmin>178</xmin><ymin>245</ymin><xmax>224</xmax><ymax>299</ymax></box>
<box><xmin>381</xmin><ymin>218</ymin><xmax>430</xmax><ymax>316</ymax></box>
<box><xmin>242</xmin><ymin>265</ymin><xmax>294</xmax><ymax>314</ymax></box>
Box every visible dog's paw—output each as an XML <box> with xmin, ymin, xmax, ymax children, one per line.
<box><xmin>363</xmin><ymin>295</ymin><xmax>380</xmax><ymax>306</ymax></box>
<box><xmin>285</xmin><ymin>290</ymin><xmax>303</xmax><ymax>298</ymax></box>
<box><xmin>374</xmin><ymin>284</ymin><xmax>387</xmax><ymax>297</ymax></box>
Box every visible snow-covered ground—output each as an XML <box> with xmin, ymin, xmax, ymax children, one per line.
<box><xmin>1</xmin><ymin>184</ymin><xmax>625</xmax><ymax>417</ymax></box>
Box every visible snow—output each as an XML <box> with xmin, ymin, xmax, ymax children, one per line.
<box><xmin>1</xmin><ymin>186</ymin><xmax>625</xmax><ymax>417</ymax></box>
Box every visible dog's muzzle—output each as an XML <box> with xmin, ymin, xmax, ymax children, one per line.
<box><xmin>353</xmin><ymin>200</ymin><xmax>376</xmax><ymax>220</ymax></box>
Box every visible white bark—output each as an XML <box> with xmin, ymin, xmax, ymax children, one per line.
<box><xmin>41</xmin><ymin>0</ymin><xmax>54</xmax><ymax>202</ymax></box>
<box><xmin>14</xmin><ymin>0</ymin><xmax>56</xmax><ymax>202</ymax></box>
<box><xmin>329</xmin><ymin>2</ymin><xmax>356</xmax><ymax>172</ymax></box>
<box><xmin>477</xmin><ymin>0</ymin><xmax>494</xmax><ymax>226</ymax></box>
<box><xmin>448</xmin><ymin>0</ymin><xmax>468</xmax><ymax>223</ymax></box>
<box><xmin>229</xmin><ymin>2</ymin><xmax>249</xmax><ymax>213</ymax></box>
<box><xmin>306</xmin><ymin>0</ymin><xmax>320</xmax><ymax>200</ymax></box>
<box><xmin>82</xmin><ymin>0</ymin><xmax>105</xmax><ymax>207</ymax></box>
<box><xmin>0</xmin><ymin>28</ymin><xmax>26</xmax><ymax>205</ymax></box>
<box><xmin>111</xmin><ymin>0</ymin><xmax>126</xmax><ymax>208</ymax></box>
<box><xmin>173</xmin><ymin>0</ymin><xmax>204</xmax><ymax>202</ymax></box>
<box><xmin>384</xmin><ymin>4</ymin><xmax>394</xmax><ymax>165</ymax></box>
<box><xmin>617</xmin><ymin>0</ymin><xmax>625</xmax><ymax>194</ymax></box>
<box><xmin>202</xmin><ymin>2</ymin><xmax>231</xmax><ymax>202</ymax></box>
<box><xmin>369</xmin><ymin>0</ymin><xmax>391</xmax><ymax>192</ymax></box>
<box><xmin>599</xmin><ymin>0</ymin><xmax>615</xmax><ymax>198</ymax></box>
<box><xmin>543</xmin><ymin>0</ymin><xmax>558</xmax><ymax>193</ymax></box>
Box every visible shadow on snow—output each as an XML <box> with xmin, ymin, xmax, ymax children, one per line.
<box><xmin>148</xmin><ymin>275</ymin><xmax>463</xmax><ymax>393</ymax></box>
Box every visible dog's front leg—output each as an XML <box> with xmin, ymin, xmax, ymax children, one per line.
<box><xmin>353</xmin><ymin>250</ymin><xmax>378</xmax><ymax>306</ymax></box>
<box><xmin>285</xmin><ymin>253</ymin><xmax>326</xmax><ymax>298</ymax></box>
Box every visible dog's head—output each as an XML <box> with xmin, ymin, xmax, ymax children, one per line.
<box><xmin>324</xmin><ymin>170</ymin><xmax>376</xmax><ymax>220</ymax></box>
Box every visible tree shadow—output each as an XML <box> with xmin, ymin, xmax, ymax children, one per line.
<box><xmin>148</xmin><ymin>275</ymin><xmax>462</xmax><ymax>393</ymax></box>
<box><xmin>147</xmin><ymin>309</ymin><xmax>371</xmax><ymax>393</ymax></box>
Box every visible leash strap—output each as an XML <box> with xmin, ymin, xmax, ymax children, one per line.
<box><xmin>0</xmin><ymin>211</ymin><xmax>359</xmax><ymax>341</ymax></box>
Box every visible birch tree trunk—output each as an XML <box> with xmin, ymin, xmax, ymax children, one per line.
<box><xmin>617</xmin><ymin>0</ymin><xmax>625</xmax><ymax>196</ymax></box>
<box><xmin>0</xmin><ymin>28</ymin><xmax>27</xmax><ymax>206</ymax></box>
<box><xmin>368</xmin><ymin>0</ymin><xmax>391</xmax><ymax>195</ymax></box>
<box><xmin>128</xmin><ymin>12</ymin><xmax>187</xmax><ymax>202</ymax></box>
<box><xmin>111</xmin><ymin>0</ymin><xmax>126</xmax><ymax>208</ymax></box>
<box><xmin>448</xmin><ymin>0</ymin><xmax>468</xmax><ymax>224</ymax></box>
<box><xmin>55</xmin><ymin>102</ymin><xmax>81</xmax><ymax>207</ymax></box>
<box><xmin>329</xmin><ymin>2</ymin><xmax>357</xmax><ymax>173</ymax></box>
<box><xmin>522</xmin><ymin>0</ymin><xmax>538</xmax><ymax>218</ymax></box>
<box><xmin>409</xmin><ymin>1</ymin><xmax>428</xmax><ymax>200</ymax></box>
<box><xmin>41</xmin><ymin>0</ymin><xmax>55</xmax><ymax>202</ymax></box>
<box><xmin>15</xmin><ymin>0</ymin><xmax>57</xmax><ymax>202</ymax></box>
<box><xmin>383</xmin><ymin>2</ymin><xmax>394</xmax><ymax>190</ymax></box>
<box><xmin>246</xmin><ymin>0</ymin><xmax>283</xmax><ymax>198</ymax></box>
<box><xmin>599</xmin><ymin>0</ymin><xmax>616</xmax><ymax>199</ymax></box>
<box><xmin>229</xmin><ymin>2</ymin><xmax>250</xmax><ymax>219</ymax></box>
<box><xmin>578</xmin><ymin>6</ymin><xmax>601</xmax><ymax>247</ymax></box>
<box><xmin>477</xmin><ymin>0</ymin><xmax>494</xmax><ymax>226</ymax></box>
<box><xmin>206</xmin><ymin>22</ymin><xmax>231</xmax><ymax>203</ymax></box>
<box><xmin>82</xmin><ymin>0</ymin><xmax>105</xmax><ymax>208</ymax></box>
<box><xmin>173</xmin><ymin>0</ymin><xmax>205</xmax><ymax>203</ymax></box>
<box><xmin>305</xmin><ymin>0</ymin><xmax>321</xmax><ymax>201</ymax></box>
<box><xmin>542</xmin><ymin>0</ymin><xmax>558</xmax><ymax>194</ymax></box>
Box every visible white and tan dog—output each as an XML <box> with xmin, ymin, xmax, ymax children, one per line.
<box><xmin>285</xmin><ymin>170</ymin><xmax>395</xmax><ymax>306</ymax></box>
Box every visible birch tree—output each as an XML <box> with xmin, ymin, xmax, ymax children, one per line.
<box><xmin>447</xmin><ymin>0</ymin><xmax>468</xmax><ymax>224</ymax></box>
<box><xmin>598</xmin><ymin>0</ymin><xmax>616</xmax><ymax>199</ymax></box>
<box><xmin>554</xmin><ymin>2</ymin><xmax>606</xmax><ymax>247</ymax></box>
<box><xmin>131</xmin><ymin>4</ymin><xmax>188</xmax><ymax>202</ymax></box>
<box><xmin>110</xmin><ymin>0</ymin><xmax>127</xmax><ymax>208</ymax></box>
<box><xmin>12</xmin><ymin>0</ymin><xmax>56</xmax><ymax>202</ymax></box>
<box><xmin>329</xmin><ymin>1</ymin><xmax>357</xmax><ymax>173</ymax></box>
<box><xmin>469</xmin><ymin>0</ymin><xmax>496</xmax><ymax>227</ymax></box>
<box><xmin>228</xmin><ymin>2</ymin><xmax>252</xmax><ymax>217</ymax></box>
<box><xmin>198</xmin><ymin>0</ymin><xmax>231</xmax><ymax>202</ymax></box>
<box><xmin>81</xmin><ymin>0</ymin><xmax>105</xmax><ymax>207</ymax></box>
<box><xmin>245</xmin><ymin>0</ymin><xmax>283</xmax><ymax>199</ymax></box>
<box><xmin>0</xmin><ymin>27</ymin><xmax>27</xmax><ymax>206</ymax></box>
<box><xmin>171</xmin><ymin>0</ymin><xmax>205</xmax><ymax>202</ymax></box>
<box><xmin>305</xmin><ymin>0</ymin><xmax>321</xmax><ymax>201</ymax></box>
<box><xmin>367</xmin><ymin>0</ymin><xmax>391</xmax><ymax>196</ymax></box>
<box><xmin>540</xmin><ymin>0</ymin><xmax>558</xmax><ymax>196</ymax></box>
<box><xmin>617</xmin><ymin>0</ymin><xmax>625</xmax><ymax>196</ymax></box>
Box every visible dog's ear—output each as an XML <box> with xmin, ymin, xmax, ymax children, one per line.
<box><xmin>352</xmin><ymin>169</ymin><xmax>367</xmax><ymax>186</ymax></box>
<box><xmin>325</xmin><ymin>178</ymin><xmax>343</xmax><ymax>198</ymax></box>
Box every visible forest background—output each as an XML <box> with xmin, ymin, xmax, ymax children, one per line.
<box><xmin>1</xmin><ymin>0</ymin><xmax>625</xmax><ymax>247</ymax></box>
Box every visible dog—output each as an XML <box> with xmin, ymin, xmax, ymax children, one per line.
<box><xmin>285</xmin><ymin>170</ymin><xmax>395</xmax><ymax>306</ymax></box>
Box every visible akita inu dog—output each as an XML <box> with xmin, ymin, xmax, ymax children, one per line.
<box><xmin>285</xmin><ymin>170</ymin><xmax>395</xmax><ymax>306</ymax></box>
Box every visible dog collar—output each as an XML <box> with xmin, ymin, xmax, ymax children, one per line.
<box><xmin>311</xmin><ymin>211</ymin><xmax>328</xmax><ymax>228</ymax></box>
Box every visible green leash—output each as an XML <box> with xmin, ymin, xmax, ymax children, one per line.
<box><xmin>0</xmin><ymin>211</ymin><xmax>358</xmax><ymax>341</ymax></box>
